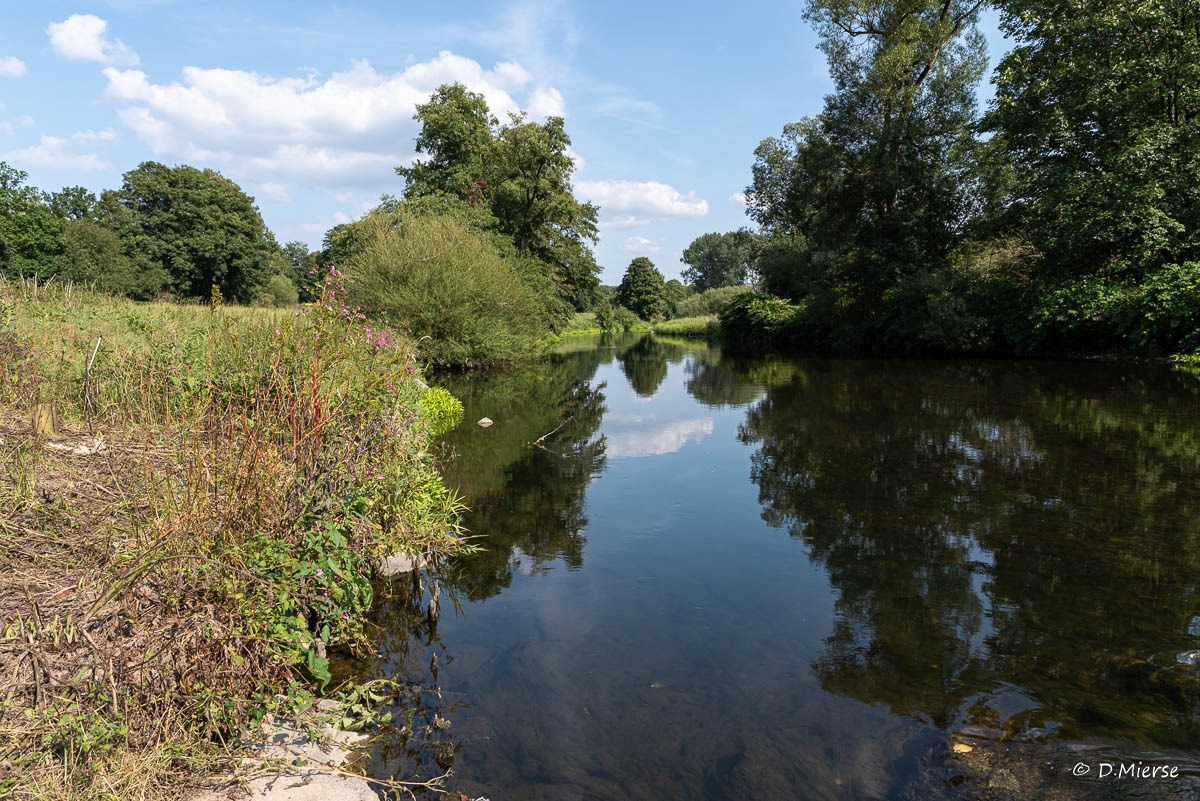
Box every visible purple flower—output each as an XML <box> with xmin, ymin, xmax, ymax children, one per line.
<box><xmin>342</xmin><ymin>613</ymin><xmax>350</xmax><ymax>621</ymax></box>
<box><xmin>315</xmin><ymin>568</ymin><xmax>323</xmax><ymax>577</ymax></box>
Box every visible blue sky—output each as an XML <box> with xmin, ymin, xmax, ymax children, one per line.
<box><xmin>0</xmin><ymin>1</ymin><xmax>1005</xmax><ymax>284</ymax></box>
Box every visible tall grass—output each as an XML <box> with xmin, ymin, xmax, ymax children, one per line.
<box><xmin>0</xmin><ymin>273</ymin><xmax>470</xmax><ymax>797</ymax></box>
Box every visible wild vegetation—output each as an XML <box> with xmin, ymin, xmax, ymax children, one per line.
<box><xmin>0</xmin><ymin>273</ymin><xmax>469</xmax><ymax>798</ymax></box>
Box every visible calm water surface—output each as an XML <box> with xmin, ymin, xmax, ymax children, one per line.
<box><xmin>355</xmin><ymin>334</ymin><xmax>1200</xmax><ymax>800</ymax></box>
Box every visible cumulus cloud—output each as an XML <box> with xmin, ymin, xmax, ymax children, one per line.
<box><xmin>526</xmin><ymin>86</ymin><xmax>566</xmax><ymax>118</ymax></box>
<box><xmin>728</xmin><ymin>191</ymin><xmax>746</xmax><ymax>206</ymax></box>
<box><xmin>622</xmin><ymin>235</ymin><xmax>661</xmax><ymax>254</ymax></box>
<box><xmin>47</xmin><ymin>15</ymin><xmax>139</xmax><ymax>66</ymax></box>
<box><xmin>577</xmin><ymin>180</ymin><xmax>708</xmax><ymax>218</ymax></box>
<box><xmin>2</xmin><ymin>134</ymin><xmax>111</xmax><ymax>171</ymax></box>
<box><xmin>0</xmin><ymin>57</ymin><xmax>27</xmax><ymax>77</ymax></box>
<box><xmin>100</xmin><ymin>52</ymin><xmax>564</xmax><ymax>188</ymax></box>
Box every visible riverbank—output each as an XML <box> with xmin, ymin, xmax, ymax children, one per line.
<box><xmin>0</xmin><ymin>275</ymin><xmax>471</xmax><ymax>799</ymax></box>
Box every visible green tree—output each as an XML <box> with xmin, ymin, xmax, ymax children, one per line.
<box><xmin>397</xmin><ymin>84</ymin><xmax>601</xmax><ymax>302</ymax></box>
<box><xmin>58</xmin><ymin>220</ymin><xmax>160</xmax><ymax>298</ymax></box>
<box><xmin>680</xmin><ymin>230</ymin><xmax>753</xmax><ymax>290</ymax></box>
<box><xmin>396</xmin><ymin>83</ymin><xmax>497</xmax><ymax>201</ymax></box>
<box><xmin>615</xmin><ymin>257</ymin><xmax>668</xmax><ymax>321</ymax></box>
<box><xmin>747</xmin><ymin>0</ymin><xmax>987</xmax><ymax>303</ymax></box>
<box><xmin>43</xmin><ymin>186</ymin><xmax>100</xmax><ymax>222</ymax></box>
<box><xmin>0</xmin><ymin>162</ymin><xmax>64</xmax><ymax>278</ymax></box>
<box><xmin>103</xmin><ymin>162</ymin><xmax>278</xmax><ymax>302</ymax></box>
<box><xmin>664</xmin><ymin>279</ymin><xmax>690</xmax><ymax>316</ymax></box>
<box><xmin>983</xmin><ymin>0</ymin><xmax>1200</xmax><ymax>279</ymax></box>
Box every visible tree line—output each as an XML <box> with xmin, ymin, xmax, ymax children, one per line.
<box><xmin>710</xmin><ymin>0</ymin><xmax>1200</xmax><ymax>357</ymax></box>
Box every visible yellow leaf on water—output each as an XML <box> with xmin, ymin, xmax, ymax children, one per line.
<box><xmin>952</xmin><ymin>743</ymin><xmax>973</xmax><ymax>754</ymax></box>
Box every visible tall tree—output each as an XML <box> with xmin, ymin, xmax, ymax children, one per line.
<box><xmin>396</xmin><ymin>84</ymin><xmax>601</xmax><ymax>301</ymax></box>
<box><xmin>680</xmin><ymin>230</ymin><xmax>753</xmax><ymax>290</ymax></box>
<box><xmin>103</xmin><ymin>162</ymin><xmax>278</xmax><ymax>302</ymax></box>
<box><xmin>984</xmin><ymin>0</ymin><xmax>1200</xmax><ymax>279</ymax></box>
<box><xmin>0</xmin><ymin>162</ymin><xmax>64</xmax><ymax>278</ymax></box>
<box><xmin>748</xmin><ymin>0</ymin><xmax>987</xmax><ymax>299</ymax></box>
<box><xmin>396</xmin><ymin>84</ymin><xmax>497</xmax><ymax>201</ymax></box>
<box><xmin>616</xmin><ymin>257</ymin><xmax>668</xmax><ymax>320</ymax></box>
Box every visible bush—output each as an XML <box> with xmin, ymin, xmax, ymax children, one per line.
<box><xmin>613</xmin><ymin>305</ymin><xmax>643</xmax><ymax>331</ymax></box>
<box><xmin>345</xmin><ymin>208</ymin><xmax>554</xmax><ymax>367</ymax></box>
<box><xmin>60</xmin><ymin>220</ymin><xmax>165</xmax><ymax>300</ymax></box>
<box><xmin>718</xmin><ymin>292</ymin><xmax>800</xmax><ymax>348</ymax></box>
<box><xmin>1110</xmin><ymin>262</ymin><xmax>1200</xmax><ymax>356</ymax></box>
<box><xmin>419</xmin><ymin>386</ymin><xmax>464</xmax><ymax>435</ymax></box>
<box><xmin>264</xmin><ymin>274</ymin><xmax>299</xmax><ymax>307</ymax></box>
<box><xmin>672</xmin><ymin>285</ymin><xmax>752</xmax><ymax>318</ymax></box>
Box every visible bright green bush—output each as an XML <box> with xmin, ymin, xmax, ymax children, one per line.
<box><xmin>345</xmin><ymin>208</ymin><xmax>553</xmax><ymax>367</ymax></box>
<box><xmin>419</xmin><ymin>385</ymin><xmax>464</xmax><ymax>435</ymax></box>
<box><xmin>654</xmin><ymin>315</ymin><xmax>716</xmax><ymax>339</ymax></box>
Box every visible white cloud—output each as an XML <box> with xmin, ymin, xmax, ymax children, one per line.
<box><xmin>334</xmin><ymin>191</ymin><xmax>353</xmax><ymax>203</ymax></box>
<box><xmin>0</xmin><ymin>122</ymin><xmax>12</xmax><ymax>136</ymax></box>
<box><xmin>18</xmin><ymin>116</ymin><xmax>33</xmax><ymax>128</ymax></box>
<box><xmin>332</xmin><ymin>211</ymin><xmax>351</xmax><ymax>225</ymax></box>
<box><xmin>70</xmin><ymin>128</ymin><xmax>118</xmax><ymax>143</ymax></box>
<box><xmin>577</xmin><ymin>180</ymin><xmax>708</xmax><ymax>218</ymax></box>
<box><xmin>47</xmin><ymin>14</ymin><xmax>139</xmax><ymax>67</ymax></box>
<box><xmin>527</xmin><ymin>86</ymin><xmax>565</xmax><ymax>118</ymax></box>
<box><xmin>728</xmin><ymin>191</ymin><xmax>746</xmax><ymax>206</ymax></box>
<box><xmin>2</xmin><ymin>134</ymin><xmax>111</xmax><ymax>171</ymax></box>
<box><xmin>0</xmin><ymin>57</ymin><xmax>27</xmax><ymax>77</ymax></box>
<box><xmin>101</xmin><ymin>52</ymin><xmax>564</xmax><ymax>188</ymax></box>
<box><xmin>622</xmin><ymin>235</ymin><xmax>661</xmax><ymax>254</ymax></box>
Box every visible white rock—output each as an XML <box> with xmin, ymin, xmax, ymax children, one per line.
<box><xmin>477</xmin><ymin>417</ymin><xmax>493</xmax><ymax>427</ymax></box>
<box><xmin>377</xmin><ymin>552</ymin><xmax>426</xmax><ymax>577</ymax></box>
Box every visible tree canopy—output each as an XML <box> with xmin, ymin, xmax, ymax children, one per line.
<box><xmin>616</xmin><ymin>257</ymin><xmax>668</xmax><ymax>320</ymax></box>
<box><xmin>102</xmin><ymin>162</ymin><xmax>280</xmax><ymax>302</ymax></box>
<box><xmin>396</xmin><ymin>83</ymin><xmax>600</xmax><ymax>302</ymax></box>
<box><xmin>681</xmin><ymin>230</ymin><xmax>754</xmax><ymax>290</ymax></box>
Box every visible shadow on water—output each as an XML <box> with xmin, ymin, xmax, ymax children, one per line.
<box><xmin>342</xmin><ymin>335</ymin><xmax>1200</xmax><ymax>800</ymax></box>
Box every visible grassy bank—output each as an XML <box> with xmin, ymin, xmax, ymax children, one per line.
<box><xmin>652</xmin><ymin>315</ymin><xmax>717</xmax><ymax>339</ymax></box>
<box><xmin>0</xmin><ymin>274</ymin><xmax>470</xmax><ymax>798</ymax></box>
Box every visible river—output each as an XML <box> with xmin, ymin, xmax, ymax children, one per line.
<box><xmin>348</xmin><ymin>333</ymin><xmax>1200</xmax><ymax>800</ymax></box>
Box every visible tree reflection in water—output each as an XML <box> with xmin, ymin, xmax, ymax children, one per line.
<box><xmin>737</xmin><ymin>359</ymin><xmax>1200</xmax><ymax>748</ymax></box>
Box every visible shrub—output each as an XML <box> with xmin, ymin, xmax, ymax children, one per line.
<box><xmin>1110</xmin><ymin>262</ymin><xmax>1200</xmax><ymax>356</ymax></box>
<box><xmin>718</xmin><ymin>292</ymin><xmax>800</xmax><ymax>348</ymax></box>
<box><xmin>345</xmin><ymin>208</ymin><xmax>553</xmax><ymax>367</ymax></box>
<box><xmin>264</xmin><ymin>273</ymin><xmax>299</xmax><ymax>307</ymax></box>
<box><xmin>673</xmin><ymin>285</ymin><xmax>752</xmax><ymax>318</ymax></box>
<box><xmin>419</xmin><ymin>386</ymin><xmax>464</xmax><ymax>435</ymax></box>
<box><xmin>613</xmin><ymin>305</ymin><xmax>643</xmax><ymax>331</ymax></box>
<box><xmin>654</xmin><ymin>315</ymin><xmax>716</xmax><ymax>339</ymax></box>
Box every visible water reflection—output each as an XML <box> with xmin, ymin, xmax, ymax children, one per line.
<box><xmin>736</xmin><ymin>359</ymin><xmax>1200</xmax><ymax>750</ymax></box>
<box><xmin>348</xmin><ymin>336</ymin><xmax>1200</xmax><ymax>800</ymax></box>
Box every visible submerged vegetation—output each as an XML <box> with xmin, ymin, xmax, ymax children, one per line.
<box><xmin>0</xmin><ymin>274</ymin><xmax>469</xmax><ymax>797</ymax></box>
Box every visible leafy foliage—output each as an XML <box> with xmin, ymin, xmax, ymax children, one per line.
<box><xmin>343</xmin><ymin>205</ymin><xmax>555</xmax><ymax>366</ymax></box>
<box><xmin>615</xmin><ymin>257</ymin><xmax>668</xmax><ymax>321</ymax></box>
<box><xmin>397</xmin><ymin>83</ymin><xmax>600</xmax><ymax>303</ymax></box>
<box><xmin>680</xmin><ymin>230</ymin><xmax>754</xmax><ymax>290</ymax></box>
<box><xmin>101</xmin><ymin>162</ymin><xmax>279</xmax><ymax>302</ymax></box>
<box><xmin>984</xmin><ymin>0</ymin><xmax>1200</xmax><ymax>279</ymax></box>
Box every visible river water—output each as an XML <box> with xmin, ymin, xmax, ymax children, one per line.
<box><xmin>353</xmin><ymin>333</ymin><xmax>1200</xmax><ymax>800</ymax></box>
